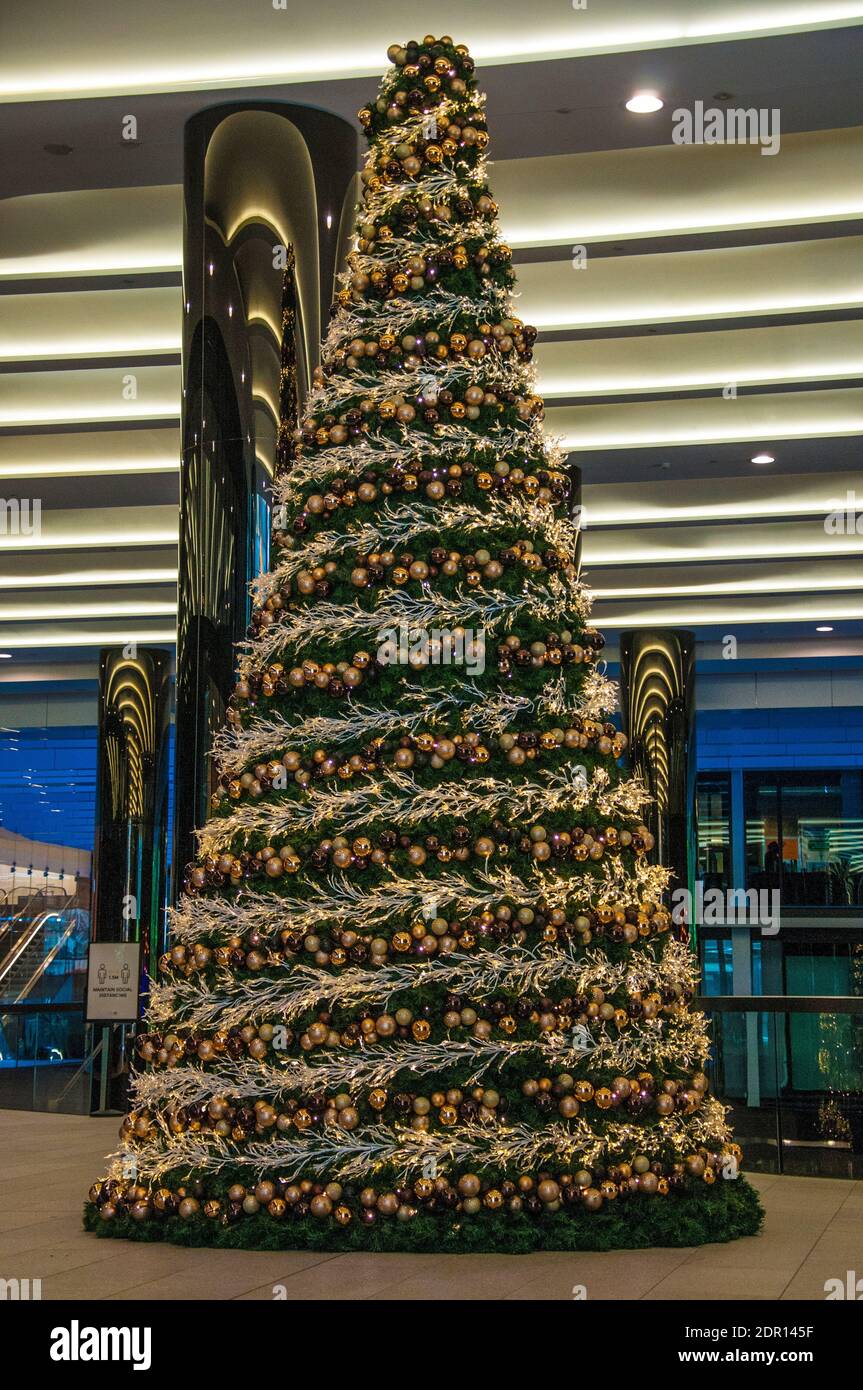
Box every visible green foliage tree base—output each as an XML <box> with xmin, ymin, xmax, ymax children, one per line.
<box><xmin>84</xmin><ymin>1175</ymin><xmax>762</xmax><ymax>1255</ymax></box>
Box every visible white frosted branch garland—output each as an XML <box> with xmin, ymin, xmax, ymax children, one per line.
<box><xmin>174</xmin><ymin>853</ymin><xmax>669</xmax><ymax>951</ymax></box>
<box><xmin>308</xmin><ymin>357</ymin><xmax>533</xmax><ymax>419</ymax></box>
<box><xmin>211</xmin><ymin>670</ymin><xmax>616</xmax><ymax>777</ymax></box>
<box><xmin>107</xmin><ymin>1094</ymin><xmax>730</xmax><ymax>1188</ymax></box>
<box><xmin>123</xmin><ymin>1014</ymin><xmax>710</xmax><ymax>1137</ymax></box>
<box><xmin>262</xmin><ymin>497</ymin><xmax>582</xmax><ymax>592</ymax></box>
<box><xmin>212</xmin><ymin>686</ymin><xmax>535</xmax><ymax>774</ymax></box>
<box><xmin>241</xmin><ymin>574</ymin><xmax>584</xmax><ymax>666</ymax></box>
<box><xmin>128</xmin><ymin>1033</ymin><xmax>600</xmax><ymax>1117</ymax></box>
<box><xmin>197</xmin><ymin>764</ymin><xmax>649</xmax><ymax>851</ymax></box>
<box><xmin>149</xmin><ymin>935</ymin><xmax>698</xmax><ymax>1035</ymax></box>
<box><xmin>324</xmin><ymin>288</ymin><xmax>511</xmax><ymax>357</ymax></box>
<box><xmin>278</xmin><ymin>419</ymin><xmax>550</xmax><ymax>496</ymax></box>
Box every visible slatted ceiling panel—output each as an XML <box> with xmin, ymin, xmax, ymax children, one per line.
<box><xmin>0</xmin><ymin>185</ymin><xmax>183</xmax><ymax>280</ymax></box>
<box><xmin>0</xmin><ymin>427</ymin><xmax>180</xmax><ymax>480</ymax></box>
<box><xmin>0</xmin><ymin>18</ymin><xmax>860</xmax><ymax>661</ymax></box>
<box><xmin>8</xmin><ymin>0</ymin><xmax>861</xmax><ymax>102</ymax></box>
<box><xmin>0</xmin><ymin>504</ymin><xmax>178</xmax><ymax>554</ymax></box>
<box><xmin>494</xmin><ymin>127</ymin><xmax>863</xmax><ymax>247</ymax></box>
<box><xmin>583</xmin><ymin>517</ymin><xmax>863</xmax><ymax>566</ymax></box>
<box><xmin>0</xmin><ymin>554</ymin><xmax>178</xmax><ymax>592</ymax></box>
<box><xmin>549</xmin><ymin>387</ymin><xmax>863</xmax><ymax>450</ymax></box>
<box><xmin>582</xmin><ymin>471</ymin><xmax>863</xmax><ymax>525</ymax></box>
<box><xmin>0</xmin><ymin>287</ymin><xmax>182</xmax><ymax>362</ymax></box>
<box><xmin>537</xmin><ymin>320</ymin><xmax>863</xmax><ymax>398</ymax></box>
<box><xmin>591</xmin><ymin>557</ymin><xmax>863</xmax><ymax>600</ymax></box>
<box><xmin>591</xmin><ymin>593</ymin><xmax>863</xmax><ymax>629</ymax></box>
<box><xmin>516</xmin><ymin>237</ymin><xmax>863</xmax><ymax>331</ymax></box>
<box><xmin>0</xmin><ymin>364</ymin><xmax>181</xmax><ymax>429</ymax></box>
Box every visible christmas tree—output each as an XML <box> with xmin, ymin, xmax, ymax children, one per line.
<box><xmin>85</xmin><ymin>35</ymin><xmax>761</xmax><ymax>1253</ymax></box>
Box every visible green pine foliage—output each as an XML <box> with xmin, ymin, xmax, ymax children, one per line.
<box><xmin>85</xmin><ymin>35</ymin><xmax>760</xmax><ymax>1252</ymax></box>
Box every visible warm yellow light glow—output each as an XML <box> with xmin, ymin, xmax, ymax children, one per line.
<box><xmin>0</xmin><ymin>568</ymin><xmax>178</xmax><ymax>590</ymax></box>
<box><xmin>587</xmin><ymin>538</ymin><xmax>863</xmax><ymax>568</ymax></box>
<box><xmin>597</xmin><ymin>603</ymin><xmax>863</xmax><ymax>627</ymax></box>
<box><xmin>0</xmin><ymin>528</ymin><xmax>178</xmax><ymax>553</ymax></box>
<box><xmin>0</xmin><ymin>600</ymin><xmax>177</xmax><ymax>621</ymax></box>
<box><xmin>560</xmin><ymin>414</ymin><xmax>863</xmax><ymax>450</ymax></box>
<box><xmin>0</xmin><ymin>253</ymin><xmax>181</xmax><ymax>280</ymax></box>
<box><xmin>0</xmin><ymin>334</ymin><xmax>181</xmax><ymax>363</ymax></box>
<box><xmin>542</xmin><ymin>358</ymin><xmax>863</xmax><ymax>398</ymax></box>
<box><xmin>530</xmin><ymin>290</ymin><xmax>863</xmax><ymax>332</ymax></box>
<box><xmin>507</xmin><ymin>200</ymin><xmax>863</xmax><ymax>249</ymax></box>
<box><xmin>585</xmin><ymin>498</ymin><xmax>851</xmax><ymax>526</ymax></box>
<box><xmin>0</xmin><ymin>630</ymin><xmax>176</xmax><ymax>648</ymax></box>
<box><xmin>0</xmin><ymin>458</ymin><xmax>178</xmax><ymax>480</ymax></box>
<box><xmin>596</xmin><ymin>574</ymin><xmax>863</xmax><ymax>599</ymax></box>
<box><xmin>0</xmin><ymin>402</ymin><xmax>179</xmax><ymax>428</ymax></box>
<box><xmin>4</xmin><ymin>3</ymin><xmax>863</xmax><ymax>101</ymax></box>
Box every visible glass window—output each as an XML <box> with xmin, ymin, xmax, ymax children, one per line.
<box><xmin>696</xmin><ymin>772</ymin><xmax>731</xmax><ymax>890</ymax></box>
<box><xmin>744</xmin><ymin>771</ymin><xmax>863</xmax><ymax>907</ymax></box>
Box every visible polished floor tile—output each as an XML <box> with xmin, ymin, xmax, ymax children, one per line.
<box><xmin>2</xmin><ymin>1108</ymin><xmax>861</xmax><ymax>1301</ymax></box>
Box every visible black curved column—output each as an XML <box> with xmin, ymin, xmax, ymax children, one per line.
<box><xmin>90</xmin><ymin>647</ymin><xmax>172</xmax><ymax>1108</ymax></box>
<box><xmin>175</xmin><ymin>103</ymin><xmax>357</xmax><ymax>880</ymax></box>
<box><xmin>618</xmin><ymin>630</ymin><xmax>696</xmax><ymax>900</ymax></box>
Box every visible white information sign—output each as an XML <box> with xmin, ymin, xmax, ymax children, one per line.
<box><xmin>85</xmin><ymin>942</ymin><xmax>142</xmax><ymax>1022</ymax></box>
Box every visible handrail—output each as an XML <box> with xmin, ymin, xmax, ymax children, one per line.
<box><xmin>0</xmin><ymin>911</ymin><xmax>62</xmax><ymax>988</ymax></box>
<box><xmin>50</xmin><ymin>1029</ymin><xmax>103</xmax><ymax>1109</ymax></box>
<box><xmin>14</xmin><ymin>913</ymin><xmax>80</xmax><ymax>1003</ymax></box>
<box><xmin>0</xmin><ymin>1001</ymin><xmax>82</xmax><ymax>1014</ymax></box>
<box><xmin>0</xmin><ymin>886</ymin><xmax>74</xmax><ymax>972</ymax></box>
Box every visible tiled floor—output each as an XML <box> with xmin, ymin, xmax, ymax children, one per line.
<box><xmin>1</xmin><ymin>1109</ymin><xmax>861</xmax><ymax>1301</ymax></box>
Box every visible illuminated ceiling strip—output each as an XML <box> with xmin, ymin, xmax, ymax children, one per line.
<box><xmin>531</xmin><ymin>294</ymin><xmax>863</xmax><ymax>332</ymax></box>
<box><xmin>0</xmin><ymin>601</ymin><xmax>178</xmax><ymax>621</ymax></box>
<box><xmin>0</xmin><ymin>568</ymin><xmax>178</xmax><ymax>590</ymax></box>
<box><xmin>560</xmin><ymin>417</ymin><xmax>863</xmax><ymax>450</ymax></box>
<box><xmin>596</xmin><ymin>574</ymin><xmax>863</xmax><ymax>599</ymax></box>
<box><xmin>541</xmin><ymin>361</ymin><xmax>863</xmax><ymax>398</ymax></box>
<box><xmin>0</xmin><ymin>339</ymin><xmax>181</xmax><ymax>363</ymax></box>
<box><xmin>0</xmin><ymin>630</ymin><xmax>176</xmax><ymax>649</ymax></box>
<box><xmin>584</xmin><ymin>500</ymin><xmax>858</xmax><ymax>526</ymax></box>
<box><xmin>4</xmin><ymin>4</ymin><xmax>863</xmax><ymax>100</ymax></box>
<box><xmin>584</xmin><ymin>537</ymin><xmax>863</xmax><ymax>566</ymax></box>
<box><xmin>596</xmin><ymin>605</ymin><xmax>863</xmax><ymax>627</ymax></box>
<box><xmin>0</xmin><ymin>257</ymin><xmax>181</xmax><ymax>281</ymax></box>
<box><xmin>0</xmin><ymin>459</ymin><xmax>179</xmax><ymax>480</ymax></box>
<box><xmin>0</xmin><ymin>405</ymin><xmax>180</xmax><ymax>428</ymax></box>
<box><xmin>0</xmin><ymin>529</ymin><xmax>178</xmax><ymax>553</ymax></box>
<box><xmin>507</xmin><ymin>202</ymin><xmax>863</xmax><ymax>250</ymax></box>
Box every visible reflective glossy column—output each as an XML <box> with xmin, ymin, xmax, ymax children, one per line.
<box><xmin>90</xmin><ymin>647</ymin><xmax>172</xmax><ymax>1108</ymax></box>
<box><xmin>618</xmin><ymin>630</ymin><xmax>696</xmax><ymax>900</ymax></box>
<box><xmin>175</xmin><ymin>103</ymin><xmax>357</xmax><ymax>879</ymax></box>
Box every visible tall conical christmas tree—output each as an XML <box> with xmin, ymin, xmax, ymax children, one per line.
<box><xmin>86</xmin><ymin>36</ymin><xmax>761</xmax><ymax>1253</ymax></box>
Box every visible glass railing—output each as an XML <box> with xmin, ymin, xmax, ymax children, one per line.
<box><xmin>0</xmin><ymin>1002</ymin><xmax>94</xmax><ymax>1112</ymax></box>
<box><xmin>700</xmin><ymin>995</ymin><xmax>863</xmax><ymax>1179</ymax></box>
<box><xmin>0</xmin><ymin>887</ymin><xmax>93</xmax><ymax>1112</ymax></box>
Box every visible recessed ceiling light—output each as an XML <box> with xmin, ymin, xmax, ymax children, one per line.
<box><xmin>625</xmin><ymin>92</ymin><xmax>663</xmax><ymax>114</ymax></box>
<box><xmin>751</xmin><ymin>452</ymin><xmax>775</xmax><ymax>464</ymax></box>
<box><xmin>816</xmin><ymin>625</ymin><xmax>834</xmax><ymax>633</ymax></box>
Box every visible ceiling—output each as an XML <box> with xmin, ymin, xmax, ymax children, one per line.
<box><xmin>0</xmin><ymin>0</ymin><xmax>862</xmax><ymax>684</ymax></box>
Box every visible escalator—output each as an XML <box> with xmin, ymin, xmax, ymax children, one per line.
<box><xmin>0</xmin><ymin>890</ymin><xmax>90</xmax><ymax>1108</ymax></box>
